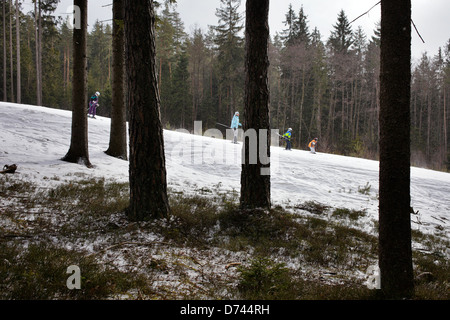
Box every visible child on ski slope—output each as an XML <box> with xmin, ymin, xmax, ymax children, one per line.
<box><xmin>308</xmin><ymin>137</ymin><xmax>318</xmax><ymax>153</ymax></box>
<box><xmin>230</xmin><ymin>111</ymin><xmax>242</xmax><ymax>144</ymax></box>
<box><xmin>283</xmin><ymin>128</ymin><xmax>293</xmax><ymax>150</ymax></box>
<box><xmin>88</xmin><ymin>91</ymin><xmax>100</xmax><ymax>118</ymax></box>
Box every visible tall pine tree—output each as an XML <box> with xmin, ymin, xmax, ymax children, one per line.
<box><xmin>328</xmin><ymin>9</ymin><xmax>353</xmax><ymax>54</ymax></box>
<box><xmin>213</xmin><ymin>0</ymin><xmax>244</xmax><ymax>123</ymax></box>
<box><xmin>62</xmin><ymin>0</ymin><xmax>91</xmax><ymax>167</ymax></box>
<box><xmin>240</xmin><ymin>0</ymin><xmax>271</xmax><ymax>209</ymax></box>
<box><xmin>105</xmin><ymin>0</ymin><xmax>127</xmax><ymax>160</ymax></box>
<box><xmin>125</xmin><ymin>0</ymin><xmax>170</xmax><ymax>221</ymax></box>
<box><xmin>379</xmin><ymin>0</ymin><xmax>414</xmax><ymax>299</ymax></box>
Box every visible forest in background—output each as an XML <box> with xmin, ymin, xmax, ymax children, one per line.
<box><xmin>1</xmin><ymin>0</ymin><xmax>449</xmax><ymax>171</ymax></box>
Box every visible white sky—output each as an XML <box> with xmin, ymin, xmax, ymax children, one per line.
<box><xmin>54</xmin><ymin>0</ymin><xmax>450</xmax><ymax>62</ymax></box>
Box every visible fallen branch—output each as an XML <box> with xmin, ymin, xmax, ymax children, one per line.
<box><xmin>85</xmin><ymin>241</ymin><xmax>171</xmax><ymax>258</ymax></box>
<box><xmin>1</xmin><ymin>233</ymin><xmax>33</xmax><ymax>239</ymax></box>
<box><xmin>225</xmin><ymin>262</ymin><xmax>241</xmax><ymax>270</ymax></box>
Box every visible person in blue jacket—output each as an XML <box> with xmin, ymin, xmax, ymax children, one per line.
<box><xmin>283</xmin><ymin>128</ymin><xmax>293</xmax><ymax>150</ymax></box>
<box><xmin>230</xmin><ymin>111</ymin><xmax>242</xmax><ymax>144</ymax></box>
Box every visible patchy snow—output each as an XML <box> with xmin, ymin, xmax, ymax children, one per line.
<box><xmin>1</xmin><ymin>102</ymin><xmax>449</xmax><ymax>239</ymax></box>
<box><xmin>1</xmin><ymin>101</ymin><xmax>450</xmax><ymax>298</ymax></box>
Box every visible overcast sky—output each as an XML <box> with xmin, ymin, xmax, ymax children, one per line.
<box><xmin>55</xmin><ymin>0</ymin><xmax>449</xmax><ymax>62</ymax></box>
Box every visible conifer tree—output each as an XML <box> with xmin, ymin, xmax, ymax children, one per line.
<box><xmin>295</xmin><ymin>6</ymin><xmax>310</xmax><ymax>46</ymax></box>
<box><xmin>379</xmin><ymin>0</ymin><xmax>414</xmax><ymax>299</ymax></box>
<box><xmin>125</xmin><ymin>0</ymin><xmax>170</xmax><ymax>220</ymax></box>
<box><xmin>213</xmin><ymin>0</ymin><xmax>244</xmax><ymax>123</ymax></box>
<box><xmin>281</xmin><ymin>4</ymin><xmax>297</xmax><ymax>46</ymax></box>
<box><xmin>62</xmin><ymin>0</ymin><xmax>91</xmax><ymax>167</ymax></box>
<box><xmin>240</xmin><ymin>0</ymin><xmax>271</xmax><ymax>209</ymax></box>
<box><xmin>105</xmin><ymin>0</ymin><xmax>127</xmax><ymax>160</ymax></box>
<box><xmin>168</xmin><ymin>48</ymin><xmax>191</xmax><ymax>129</ymax></box>
<box><xmin>328</xmin><ymin>9</ymin><xmax>354</xmax><ymax>54</ymax></box>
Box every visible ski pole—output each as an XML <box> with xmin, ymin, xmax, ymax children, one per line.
<box><xmin>216</xmin><ymin>122</ymin><xmax>231</xmax><ymax>129</ymax></box>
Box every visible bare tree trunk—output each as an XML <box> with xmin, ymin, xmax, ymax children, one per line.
<box><xmin>8</xmin><ymin>0</ymin><xmax>14</xmax><ymax>102</ymax></box>
<box><xmin>379</xmin><ymin>0</ymin><xmax>414</xmax><ymax>299</ymax></box>
<box><xmin>66</xmin><ymin>41</ymin><xmax>70</xmax><ymax>86</ymax></box>
<box><xmin>105</xmin><ymin>0</ymin><xmax>127</xmax><ymax>160</ymax></box>
<box><xmin>327</xmin><ymin>88</ymin><xmax>336</xmax><ymax>147</ymax></box>
<box><xmin>426</xmin><ymin>92</ymin><xmax>431</xmax><ymax>158</ymax></box>
<box><xmin>63</xmin><ymin>43</ymin><xmax>66</xmax><ymax>89</ymax></box>
<box><xmin>125</xmin><ymin>0</ymin><xmax>170</xmax><ymax>220</ymax></box>
<box><xmin>298</xmin><ymin>68</ymin><xmax>305</xmax><ymax>142</ymax></box>
<box><xmin>34</xmin><ymin>0</ymin><xmax>42</xmax><ymax>106</ymax></box>
<box><xmin>3</xmin><ymin>0</ymin><xmax>7</xmax><ymax>101</ymax></box>
<box><xmin>444</xmin><ymin>85</ymin><xmax>447</xmax><ymax>156</ymax></box>
<box><xmin>240</xmin><ymin>0</ymin><xmax>270</xmax><ymax>209</ymax></box>
<box><xmin>313</xmin><ymin>82</ymin><xmax>322</xmax><ymax>139</ymax></box>
<box><xmin>15</xmin><ymin>0</ymin><xmax>20</xmax><ymax>103</ymax></box>
<box><xmin>62</xmin><ymin>0</ymin><xmax>91</xmax><ymax>167</ymax></box>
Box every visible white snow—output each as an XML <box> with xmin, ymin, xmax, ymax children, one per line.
<box><xmin>1</xmin><ymin>101</ymin><xmax>449</xmax><ymax>239</ymax></box>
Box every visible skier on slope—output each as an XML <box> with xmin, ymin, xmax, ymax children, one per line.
<box><xmin>230</xmin><ymin>111</ymin><xmax>242</xmax><ymax>144</ymax></box>
<box><xmin>283</xmin><ymin>128</ymin><xmax>293</xmax><ymax>150</ymax></box>
<box><xmin>308</xmin><ymin>137</ymin><xmax>318</xmax><ymax>154</ymax></box>
<box><xmin>88</xmin><ymin>91</ymin><xmax>101</xmax><ymax>118</ymax></box>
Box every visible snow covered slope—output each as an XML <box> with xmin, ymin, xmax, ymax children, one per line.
<box><xmin>1</xmin><ymin>102</ymin><xmax>449</xmax><ymax>237</ymax></box>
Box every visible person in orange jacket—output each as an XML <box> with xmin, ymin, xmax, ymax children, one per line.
<box><xmin>308</xmin><ymin>138</ymin><xmax>318</xmax><ymax>154</ymax></box>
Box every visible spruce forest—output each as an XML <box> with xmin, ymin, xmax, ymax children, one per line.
<box><xmin>1</xmin><ymin>0</ymin><xmax>450</xmax><ymax>171</ymax></box>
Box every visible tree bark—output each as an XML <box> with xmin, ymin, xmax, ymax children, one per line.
<box><xmin>240</xmin><ymin>0</ymin><xmax>271</xmax><ymax>209</ymax></box>
<box><xmin>3</xmin><ymin>0</ymin><xmax>7</xmax><ymax>101</ymax></box>
<box><xmin>125</xmin><ymin>0</ymin><xmax>170</xmax><ymax>220</ymax></box>
<box><xmin>15</xmin><ymin>0</ymin><xmax>20</xmax><ymax>104</ymax></box>
<box><xmin>62</xmin><ymin>0</ymin><xmax>91</xmax><ymax>167</ymax></box>
<box><xmin>379</xmin><ymin>0</ymin><xmax>414</xmax><ymax>299</ymax></box>
<box><xmin>34</xmin><ymin>0</ymin><xmax>42</xmax><ymax>106</ymax></box>
<box><xmin>105</xmin><ymin>0</ymin><xmax>127</xmax><ymax>160</ymax></box>
<box><xmin>9</xmin><ymin>0</ymin><xmax>14</xmax><ymax>102</ymax></box>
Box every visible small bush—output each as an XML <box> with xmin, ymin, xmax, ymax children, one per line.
<box><xmin>165</xmin><ymin>195</ymin><xmax>220</xmax><ymax>246</ymax></box>
<box><xmin>295</xmin><ymin>201</ymin><xmax>330</xmax><ymax>215</ymax></box>
<box><xmin>237</xmin><ymin>257</ymin><xmax>293</xmax><ymax>300</ymax></box>
<box><xmin>332</xmin><ymin>207</ymin><xmax>367</xmax><ymax>221</ymax></box>
<box><xmin>358</xmin><ymin>182</ymin><xmax>372</xmax><ymax>195</ymax></box>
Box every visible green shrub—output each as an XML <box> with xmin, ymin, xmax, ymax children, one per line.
<box><xmin>237</xmin><ymin>257</ymin><xmax>294</xmax><ymax>300</ymax></box>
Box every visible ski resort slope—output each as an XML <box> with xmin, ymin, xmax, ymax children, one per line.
<box><xmin>1</xmin><ymin>102</ymin><xmax>449</xmax><ymax>238</ymax></box>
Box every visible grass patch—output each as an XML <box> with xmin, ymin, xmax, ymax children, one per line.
<box><xmin>43</xmin><ymin>178</ymin><xmax>129</xmax><ymax>215</ymax></box>
<box><xmin>235</xmin><ymin>256</ymin><xmax>377</xmax><ymax>300</ymax></box>
<box><xmin>164</xmin><ymin>198</ymin><xmax>379</xmax><ymax>271</ymax></box>
<box><xmin>332</xmin><ymin>207</ymin><xmax>367</xmax><ymax>221</ymax></box>
<box><xmin>411</xmin><ymin>230</ymin><xmax>450</xmax><ymax>299</ymax></box>
<box><xmin>0</xmin><ymin>242</ymin><xmax>153</xmax><ymax>299</ymax></box>
<box><xmin>164</xmin><ymin>194</ymin><xmax>220</xmax><ymax>247</ymax></box>
<box><xmin>1</xmin><ymin>176</ymin><xmax>448</xmax><ymax>300</ymax></box>
<box><xmin>294</xmin><ymin>200</ymin><xmax>331</xmax><ymax>215</ymax></box>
